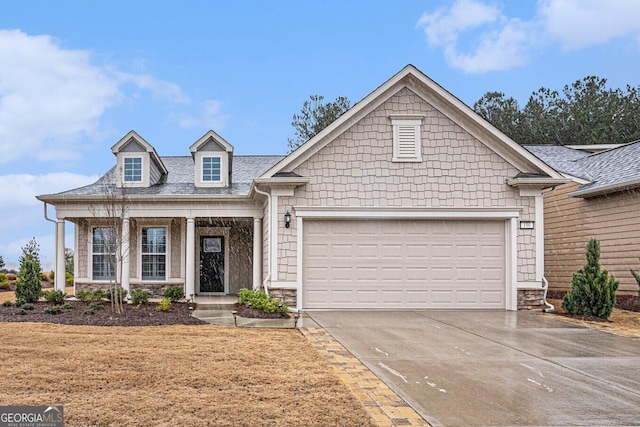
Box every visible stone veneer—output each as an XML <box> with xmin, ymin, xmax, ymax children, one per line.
<box><xmin>517</xmin><ymin>289</ymin><xmax>546</xmax><ymax>310</ymax></box>
<box><xmin>276</xmin><ymin>87</ymin><xmax>537</xmax><ymax>284</ymax></box>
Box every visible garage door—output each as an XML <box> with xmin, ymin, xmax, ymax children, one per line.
<box><xmin>303</xmin><ymin>219</ymin><xmax>505</xmax><ymax>309</ymax></box>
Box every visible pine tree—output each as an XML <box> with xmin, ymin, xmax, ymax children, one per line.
<box><xmin>16</xmin><ymin>238</ymin><xmax>43</xmax><ymax>304</ymax></box>
<box><xmin>562</xmin><ymin>238</ymin><xmax>618</xmax><ymax>319</ymax></box>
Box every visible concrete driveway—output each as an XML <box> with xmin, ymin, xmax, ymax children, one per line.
<box><xmin>308</xmin><ymin>310</ymin><xmax>640</xmax><ymax>427</ymax></box>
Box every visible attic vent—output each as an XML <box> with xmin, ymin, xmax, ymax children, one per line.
<box><xmin>391</xmin><ymin>115</ymin><xmax>424</xmax><ymax>162</ymax></box>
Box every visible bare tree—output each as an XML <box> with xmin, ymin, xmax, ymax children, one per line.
<box><xmin>88</xmin><ymin>169</ymin><xmax>129</xmax><ymax>314</ymax></box>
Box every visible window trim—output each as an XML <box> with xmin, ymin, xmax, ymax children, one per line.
<box><xmin>140</xmin><ymin>226</ymin><xmax>168</xmax><ymax>282</ymax></box>
<box><xmin>201</xmin><ymin>156</ymin><xmax>222</xmax><ymax>182</ymax></box>
<box><xmin>390</xmin><ymin>115</ymin><xmax>424</xmax><ymax>163</ymax></box>
<box><xmin>91</xmin><ymin>226</ymin><xmax>116</xmax><ymax>281</ymax></box>
<box><xmin>123</xmin><ymin>156</ymin><xmax>143</xmax><ymax>182</ymax></box>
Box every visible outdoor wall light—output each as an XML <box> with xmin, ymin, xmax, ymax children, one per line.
<box><xmin>519</xmin><ymin>221</ymin><xmax>535</xmax><ymax>230</ymax></box>
<box><xmin>284</xmin><ymin>210</ymin><xmax>292</xmax><ymax>228</ymax></box>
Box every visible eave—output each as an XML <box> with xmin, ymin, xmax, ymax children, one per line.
<box><xmin>569</xmin><ymin>178</ymin><xmax>640</xmax><ymax>198</ymax></box>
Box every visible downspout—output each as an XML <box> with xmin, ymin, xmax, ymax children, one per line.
<box><xmin>541</xmin><ymin>186</ymin><xmax>557</xmax><ymax>313</ymax></box>
<box><xmin>253</xmin><ymin>185</ymin><xmax>271</xmax><ymax>296</ymax></box>
<box><xmin>542</xmin><ymin>277</ymin><xmax>554</xmax><ymax>312</ymax></box>
<box><xmin>42</xmin><ymin>202</ymin><xmax>56</xmax><ymax>224</ymax></box>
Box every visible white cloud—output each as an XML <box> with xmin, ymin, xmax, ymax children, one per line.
<box><xmin>0</xmin><ymin>30</ymin><xmax>122</xmax><ymax>163</ymax></box>
<box><xmin>176</xmin><ymin>99</ymin><xmax>231</xmax><ymax>130</ymax></box>
<box><xmin>417</xmin><ymin>0</ymin><xmax>640</xmax><ymax>73</ymax></box>
<box><xmin>417</xmin><ymin>0</ymin><xmax>536</xmax><ymax>73</ymax></box>
<box><xmin>538</xmin><ymin>0</ymin><xmax>640</xmax><ymax>49</ymax></box>
<box><xmin>0</xmin><ymin>173</ymin><xmax>97</xmax><ymax>268</ymax></box>
<box><xmin>0</xmin><ymin>29</ymin><xmax>227</xmax><ymax>165</ymax></box>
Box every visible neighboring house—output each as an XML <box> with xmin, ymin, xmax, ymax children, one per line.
<box><xmin>37</xmin><ymin>65</ymin><xmax>567</xmax><ymax>311</ymax></box>
<box><xmin>526</xmin><ymin>142</ymin><xmax>640</xmax><ymax>295</ymax></box>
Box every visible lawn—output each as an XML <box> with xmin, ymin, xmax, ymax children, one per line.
<box><xmin>0</xmin><ymin>323</ymin><xmax>375</xmax><ymax>426</ymax></box>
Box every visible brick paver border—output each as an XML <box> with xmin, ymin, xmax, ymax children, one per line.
<box><xmin>301</xmin><ymin>327</ymin><xmax>430</xmax><ymax>427</ymax></box>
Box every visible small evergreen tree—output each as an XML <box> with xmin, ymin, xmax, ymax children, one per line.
<box><xmin>562</xmin><ymin>238</ymin><xmax>618</xmax><ymax>319</ymax></box>
<box><xmin>16</xmin><ymin>238</ymin><xmax>43</xmax><ymax>304</ymax></box>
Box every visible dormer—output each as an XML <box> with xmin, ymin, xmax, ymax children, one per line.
<box><xmin>190</xmin><ymin>130</ymin><xmax>233</xmax><ymax>188</ymax></box>
<box><xmin>111</xmin><ymin>131</ymin><xmax>168</xmax><ymax>188</ymax></box>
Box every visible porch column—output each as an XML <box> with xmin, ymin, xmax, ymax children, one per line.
<box><xmin>55</xmin><ymin>219</ymin><xmax>65</xmax><ymax>292</ymax></box>
<box><xmin>185</xmin><ymin>217</ymin><xmax>195</xmax><ymax>299</ymax></box>
<box><xmin>253</xmin><ymin>218</ymin><xmax>263</xmax><ymax>290</ymax></box>
<box><xmin>121</xmin><ymin>216</ymin><xmax>130</xmax><ymax>292</ymax></box>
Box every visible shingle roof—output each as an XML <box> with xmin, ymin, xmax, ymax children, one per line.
<box><xmin>525</xmin><ymin>142</ymin><xmax>640</xmax><ymax>196</ymax></box>
<box><xmin>47</xmin><ymin>155</ymin><xmax>285</xmax><ymax>198</ymax></box>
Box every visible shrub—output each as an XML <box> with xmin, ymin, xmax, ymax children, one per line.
<box><xmin>40</xmin><ymin>272</ymin><xmax>50</xmax><ymax>282</ymax></box>
<box><xmin>88</xmin><ymin>302</ymin><xmax>103</xmax><ymax>311</ymax></box>
<box><xmin>237</xmin><ymin>289</ymin><xmax>287</xmax><ymax>313</ymax></box>
<box><xmin>65</xmin><ymin>272</ymin><xmax>74</xmax><ymax>285</ymax></box>
<box><xmin>21</xmin><ymin>303</ymin><xmax>34</xmax><ymax>311</ymax></box>
<box><xmin>14</xmin><ymin>298</ymin><xmax>26</xmax><ymax>308</ymax></box>
<box><xmin>16</xmin><ymin>239</ymin><xmax>43</xmax><ymax>304</ymax></box>
<box><xmin>62</xmin><ymin>302</ymin><xmax>74</xmax><ymax>310</ymax></box>
<box><xmin>41</xmin><ymin>290</ymin><xmax>66</xmax><ymax>305</ymax></box>
<box><xmin>0</xmin><ymin>272</ymin><xmax>9</xmax><ymax>290</ymax></box>
<box><xmin>104</xmin><ymin>287</ymin><xmax>128</xmax><ymax>301</ymax></box>
<box><xmin>6</xmin><ymin>273</ymin><xmax>17</xmax><ymax>281</ymax></box>
<box><xmin>562</xmin><ymin>238</ymin><xmax>619</xmax><ymax>319</ymax></box>
<box><xmin>2</xmin><ymin>300</ymin><xmax>12</xmax><ymax>307</ymax></box>
<box><xmin>50</xmin><ymin>270</ymin><xmax>55</xmax><ymax>281</ymax></box>
<box><xmin>44</xmin><ymin>306</ymin><xmax>62</xmax><ymax>315</ymax></box>
<box><xmin>156</xmin><ymin>297</ymin><xmax>171</xmax><ymax>312</ymax></box>
<box><xmin>77</xmin><ymin>289</ymin><xmax>107</xmax><ymax>302</ymax></box>
<box><xmin>17</xmin><ymin>309</ymin><xmax>26</xmax><ymax>315</ymax></box>
<box><xmin>163</xmin><ymin>286</ymin><xmax>184</xmax><ymax>302</ymax></box>
<box><xmin>131</xmin><ymin>289</ymin><xmax>151</xmax><ymax>305</ymax></box>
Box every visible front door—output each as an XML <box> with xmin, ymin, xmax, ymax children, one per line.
<box><xmin>199</xmin><ymin>236</ymin><xmax>225</xmax><ymax>293</ymax></box>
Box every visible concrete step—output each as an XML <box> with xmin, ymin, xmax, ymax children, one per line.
<box><xmin>194</xmin><ymin>301</ymin><xmax>238</xmax><ymax>311</ymax></box>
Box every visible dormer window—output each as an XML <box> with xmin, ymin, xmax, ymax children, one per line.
<box><xmin>202</xmin><ymin>156</ymin><xmax>221</xmax><ymax>182</ymax></box>
<box><xmin>190</xmin><ymin>130</ymin><xmax>233</xmax><ymax>188</ymax></box>
<box><xmin>124</xmin><ymin>157</ymin><xmax>143</xmax><ymax>182</ymax></box>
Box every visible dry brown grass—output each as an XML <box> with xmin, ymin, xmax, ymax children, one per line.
<box><xmin>0</xmin><ymin>323</ymin><xmax>375</xmax><ymax>427</ymax></box>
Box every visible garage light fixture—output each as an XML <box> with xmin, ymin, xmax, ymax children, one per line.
<box><xmin>519</xmin><ymin>221</ymin><xmax>535</xmax><ymax>230</ymax></box>
<box><xmin>284</xmin><ymin>210</ymin><xmax>291</xmax><ymax>228</ymax></box>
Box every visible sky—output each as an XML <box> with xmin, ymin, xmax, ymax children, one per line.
<box><xmin>2</xmin><ymin>0</ymin><xmax>640</xmax><ymax>270</ymax></box>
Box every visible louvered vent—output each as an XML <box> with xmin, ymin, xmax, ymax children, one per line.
<box><xmin>397</xmin><ymin>125</ymin><xmax>417</xmax><ymax>158</ymax></box>
<box><xmin>391</xmin><ymin>116</ymin><xmax>423</xmax><ymax>162</ymax></box>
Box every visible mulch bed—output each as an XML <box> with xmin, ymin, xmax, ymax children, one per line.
<box><xmin>547</xmin><ymin>291</ymin><xmax>640</xmax><ymax>313</ymax></box>
<box><xmin>0</xmin><ymin>300</ymin><xmax>207</xmax><ymax>326</ymax></box>
<box><xmin>234</xmin><ymin>303</ymin><xmax>290</xmax><ymax>319</ymax></box>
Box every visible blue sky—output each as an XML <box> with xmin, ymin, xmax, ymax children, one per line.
<box><xmin>2</xmin><ymin>0</ymin><xmax>640</xmax><ymax>269</ymax></box>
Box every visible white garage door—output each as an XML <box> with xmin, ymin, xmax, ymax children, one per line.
<box><xmin>303</xmin><ymin>219</ymin><xmax>505</xmax><ymax>309</ymax></box>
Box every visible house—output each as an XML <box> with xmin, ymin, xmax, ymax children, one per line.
<box><xmin>37</xmin><ymin>65</ymin><xmax>567</xmax><ymax>311</ymax></box>
<box><xmin>525</xmin><ymin>142</ymin><xmax>640</xmax><ymax>295</ymax></box>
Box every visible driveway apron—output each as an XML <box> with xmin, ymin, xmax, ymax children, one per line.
<box><xmin>308</xmin><ymin>310</ymin><xmax>640</xmax><ymax>427</ymax></box>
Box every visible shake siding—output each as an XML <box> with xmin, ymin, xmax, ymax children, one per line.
<box><xmin>128</xmin><ymin>219</ymin><xmax>138</xmax><ymax>279</ymax></box>
<box><xmin>77</xmin><ymin>221</ymin><xmax>88</xmax><ymax>278</ymax></box>
<box><xmin>544</xmin><ymin>182</ymin><xmax>640</xmax><ymax>294</ymax></box>
<box><xmin>277</xmin><ymin>87</ymin><xmax>537</xmax><ymax>283</ymax></box>
<box><xmin>170</xmin><ymin>218</ymin><xmax>181</xmax><ymax>278</ymax></box>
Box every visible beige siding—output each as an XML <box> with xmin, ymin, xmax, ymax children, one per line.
<box><xmin>544</xmin><ymin>182</ymin><xmax>640</xmax><ymax>294</ymax></box>
<box><xmin>278</xmin><ymin>87</ymin><xmax>537</xmax><ymax>283</ymax></box>
<box><xmin>263</xmin><ymin>202</ymin><xmax>269</xmax><ymax>283</ymax></box>
<box><xmin>129</xmin><ymin>219</ymin><xmax>138</xmax><ymax>279</ymax></box>
<box><xmin>228</xmin><ymin>220</ymin><xmax>253</xmax><ymax>294</ymax></box>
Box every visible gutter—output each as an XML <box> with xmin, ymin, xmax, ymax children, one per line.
<box><xmin>568</xmin><ymin>178</ymin><xmax>640</xmax><ymax>198</ymax></box>
<box><xmin>541</xmin><ymin>277</ymin><xmax>555</xmax><ymax>313</ymax></box>
<box><xmin>42</xmin><ymin>202</ymin><xmax>56</xmax><ymax>224</ymax></box>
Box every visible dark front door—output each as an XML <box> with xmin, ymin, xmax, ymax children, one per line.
<box><xmin>199</xmin><ymin>236</ymin><xmax>225</xmax><ymax>293</ymax></box>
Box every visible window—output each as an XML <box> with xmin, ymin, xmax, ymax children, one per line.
<box><xmin>124</xmin><ymin>157</ymin><xmax>142</xmax><ymax>182</ymax></box>
<box><xmin>142</xmin><ymin>227</ymin><xmax>166</xmax><ymax>281</ymax></box>
<box><xmin>202</xmin><ymin>156</ymin><xmax>221</xmax><ymax>182</ymax></box>
<box><xmin>391</xmin><ymin>116</ymin><xmax>423</xmax><ymax>162</ymax></box>
<box><xmin>92</xmin><ymin>227</ymin><xmax>116</xmax><ymax>280</ymax></box>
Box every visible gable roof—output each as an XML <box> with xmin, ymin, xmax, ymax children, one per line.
<box><xmin>261</xmin><ymin>64</ymin><xmax>564</xmax><ymax>181</ymax></box>
<box><xmin>111</xmin><ymin>130</ymin><xmax>169</xmax><ymax>176</ymax></box>
<box><xmin>189</xmin><ymin>130</ymin><xmax>234</xmax><ymax>154</ymax></box>
<box><xmin>525</xmin><ymin>141</ymin><xmax>640</xmax><ymax>197</ymax></box>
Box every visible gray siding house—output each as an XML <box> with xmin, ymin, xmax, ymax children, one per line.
<box><xmin>38</xmin><ymin>65</ymin><xmax>566</xmax><ymax>310</ymax></box>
